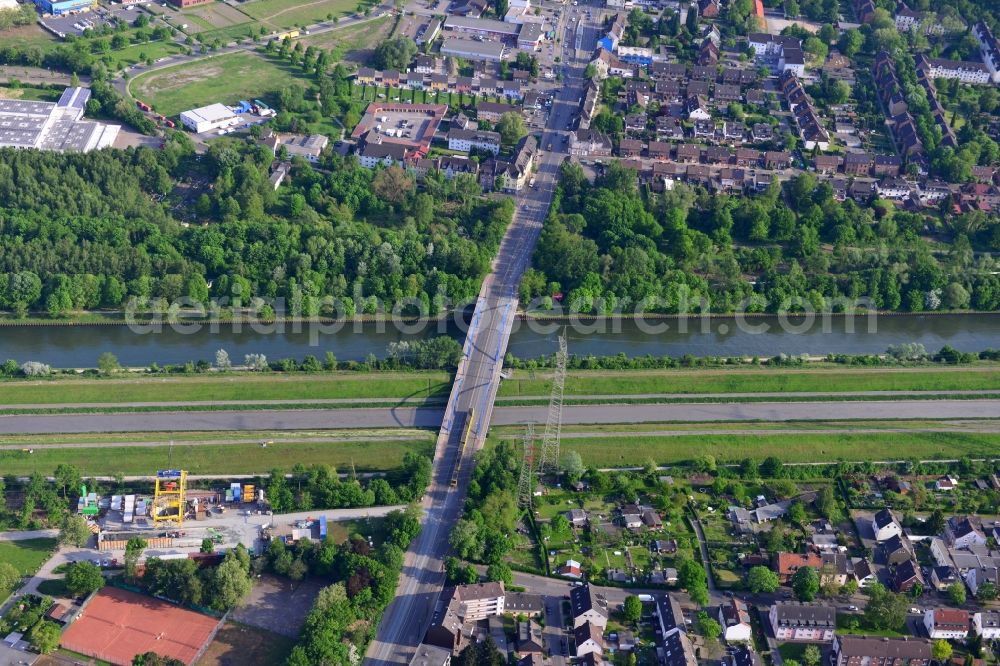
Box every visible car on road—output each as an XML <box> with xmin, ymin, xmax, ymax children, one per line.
<box><xmin>847</xmin><ymin>605</ymin><xmax>859</xmax><ymax>611</ymax></box>
<box><xmin>909</xmin><ymin>607</ymin><xmax>921</xmax><ymax>614</ymax></box>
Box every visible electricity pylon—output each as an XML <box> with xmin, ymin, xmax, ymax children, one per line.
<box><xmin>538</xmin><ymin>332</ymin><xmax>567</xmax><ymax>475</ymax></box>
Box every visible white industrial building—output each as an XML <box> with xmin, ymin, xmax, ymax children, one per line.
<box><xmin>179</xmin><ymin>103</ymin><xmax>240</xmax><ymax>134</ymax></box>
<box><xmin>0</xmin><ymin>87</ymin><xmax>119</xmax><ymax>152</ymax></box>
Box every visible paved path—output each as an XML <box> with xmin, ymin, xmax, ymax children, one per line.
<box><xmin>3</xmin><ymin>387</ymin><xmax>992</xmax><ymax>411</ymax></box>
<box><xmin>2</xmin><ymin>399</ymin><xmax>998</xmax><ymax>434</ymax></box>
<box><xmin>0</xmin><ymin>529</ymin><xmax>58</xmax><ymax>541</ymax></box>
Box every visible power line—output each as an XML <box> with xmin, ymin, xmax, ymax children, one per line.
<box><xmin>538</xmin><ymin>332</ymin><xmax>566</xmax><ymax>475</ymax></box>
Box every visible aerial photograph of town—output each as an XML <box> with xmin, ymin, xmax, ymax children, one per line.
<box><xmin>0</xmin><ymin>0</ymin><xmax>1000</xmax><ymax>661</ymax></box>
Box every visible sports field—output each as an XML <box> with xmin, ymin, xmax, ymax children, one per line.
<box><xmin>60</xmin><ymin>587</ymin><xmax>219</xmax><ymax>665</ymax></box>
<box><xmin>130</xmin><ymin>52</ymin><xmax>315</xmax><ymax>116</ymax></box>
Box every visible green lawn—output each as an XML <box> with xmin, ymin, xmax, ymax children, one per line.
<box><xmin>0</xmin><ymin>86</ymin><xmax>62</xmax><ymax>102</ymax></box>
<box><xmin>498</xmin><ymin>366</ymin><xmax>1000</xmax><ymax>397</ymax></box>
<box><xmin>0</xmin><ymin>538</ymin><xmax>58</xmax><ymax>602</ymax></box>
<box><xmin>532</xmin><ymin>431</ymin><xmax>1000</xmax><ymax>466</ymax></box>
<box><xmin>301</xmin><ymin>15</ymin><xmax>392</xmax><ymax>57</ymax></box>
<box><xmin>0</xmin><ymin>438</ymin><xmax>433</xmax><ymax>476</ymax></box>
<box><xmin>241</xmin><ymin>0</ymin><xmax>371</xmax><ymax>28</ymax></box>
<box><xmin>0</xmin><ymin>372</ymin><xmax>451</xmax><ymax>406</ymax></box>
<box><xmin>131</xmin><ymin>51</ymin><xmax>317</xmax><ymax>116</ymax></box>
<box><xmin>111</xmin><ymin>39</ymin><xmax>187</xmax><ymax>69</ymax></box>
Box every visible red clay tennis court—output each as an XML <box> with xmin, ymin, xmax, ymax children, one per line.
<box><xmin>61</xmin><ymin>587</ymin><xmax>219</xmax><ymax>666</ymax></box>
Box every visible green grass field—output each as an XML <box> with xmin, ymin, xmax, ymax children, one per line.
<box><xmin>301</xmin><ymin>15</ymin><xmax>391</xmax><ymax>58</ymax></box>
<box><xmin>0</xmin><ymin>23</ymin><xmax>59</xmax><ymax>50</ymax></box>
<box><xmin>0</xmin><ymin>538</ymin><xmax>58</xmax><ymax>602</ymax></box>
<box><xmin>545</xmin><ymin>430</ymin><xmax>1000</xmax><ymax>467</ymax></box>
<box><xmin>130</xmin><ymin>51</ymin><xmax>317</xmax><ymax>116</ymax></box>
<box><xmin>498</xmin><ymin>366</ymin><xmax>1000</xmax><ymax>397</ymax></box>
<box><xmin>0</xmin><ymin>86</ymin><xmax>62</xmax><ymax>102</ymax></box>
<box><xmin>112</xmin><ymin>40</ymin><xmax>187</xmax><ymax>69</ymax></box>
<box><xmin>0</xmin><ymin>372</ymin><xmax>451</xmax><ymax>406</ymax></box>
<box><xmin>0</xmin><ymin>438</ymin><xmax>433</xmax><ymax>476</ymax></box>
<box><xmin>241</xmin><ymin>0</ymin><xmax>362</xmax><ymax>29</ymax></box>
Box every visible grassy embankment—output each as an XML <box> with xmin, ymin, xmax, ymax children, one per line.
<box><xmin>0</xmin><ymin>436</ymin><xmax>434</xmax><ymax>476</ymax></box>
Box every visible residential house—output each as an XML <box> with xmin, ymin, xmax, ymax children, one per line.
<box><xmin>873</xmin><ymin>154</ymin><xmax>902</xmax><ymax>176</ymax></box>
<box><xmin>852</xmin><ymin>558</ymin><xmax>877</xmax><ymax>588</ymax></box>
<box><xmin>476</xmin><ymin>101</ymin><xmax>517</xmax><ymax>124</ymax></box>
<box><xmin>937</xmin><ymin>475</ymin><xmax>959</xmax><ymax>491</ymax></box>
<box><xmin>655</xmin><ymin>595</ymin><xmax>697</xmax><ymax>666</ymax></box>
<box><xmin>643</xmin><ymin>509</ymin><xmax>663</xmax><ymax>529</ymax></box>
<box><xmin>776</xmin><ymin>552</ymin><xmax>823</xmax><ymax>584</ymax></box>
<box><xmin>814</xmin><ymin>155</ymin><xmax>842</xmax><ymax>174</ymax></box>
<box><xmin>736</xmin><ymin>148</ymin><xmax>762</xmax><ymax>167</ymax></box>
<box><xmin>966</xmin><ymin>567</ymin><xmax>999</xmax><ymax>597</ymax></box>
<box><xmin>686</xmin><ymin>95</ymin><xmax>711</xmax><ymax>120</ymax></box>
<box><xmin>619</xmin><ymin>138</ymin><xmax>644</xmax><ymax>158</ymax></box>
<box><xmin>843</xmin><ymin>152</ymin><xmax>873</xmax><ymax>176</ymax></box>
<box><xmin>930</xmin><ymin>566</ymin><xmax>960</xmax><ymax>591</ymax></box>
<box><xmin>880</xmin><ymin>534</ymin><xmax>914</xmax><ymax>566</ymax></box>
<box><xmin>893</xmin><ymin>559</ymin><xmax>924</xmax><ymax>594</ymax></box>
<box><xmin>973</xmin><ymin>612</ymin><xmax>1000</xmax><ymax>640</ymax></box>
<box><xmin>516</xmin><ymin>620</ymin><xmax>544</xmax><ymax>654</ymax></box>
<box><xmin>763</xmin><ymin>151</ymin><xmax>791</xmax><ymax>169</ymax></box>
<box><xmin>566</xmin><ymin>509</ymin><xmax>589</xmax><ymax>527</ymax></box>
<box><xmin>557</xmin><ymin>559</ymin><xmax>583</xmax><ymax>579</ymax></box>
<box><xmin>425</xmin><ymin>582</ymin><xmax>506</xmax><ymax>654</ymax></box>
<box><xmin>571</xmin><ymin>585</ymin><xmax>609</xmax><ymax>629</ymax></box>
<box><xmin>447</xmin><ymin>128</ymin><xmax>501</xmax><ymax>154</ymax></box>
<box><xmin>831</xmin><ymin>636</ymin><xmax>931</xmax><ymax>666</ymax></box>
<box><xmin>872</xmin><ymin>509</ymin><xmax>903</xmax><ymax>542</ymax></box>
<box><xmin>570</xmin><ymin>128</ymin><xmax>613</xmax><ymax>157</ymax></box>
<box><xmin>505</xmin><ymin>592</ymin><xmax>543</xmax><ymax>616</ymax></box>
<box><xmin>751</xmin><ymin>123</ymin><xmax>773</xmax><ymax>142</ymax></box>
<box><xmin>357</xmin><ymin>139</ymin><xmax>411</xmax><ymax>169</ymax></box>
<box><xmin>769</xmin><ymin>602</ymin><xmax>836</xmax><ymax>642</ymax></box>
<box><xmin>409</xmin><ymin>644</ymin><xmax>453</xmax><ymax>666</ymax></box>
<box><xmin>676</xmin><ymin>143</ymin><xmax>702</xmax><ymax>163</ymax></box>
<box><xmin>924</xmin><ymin>609</ymin><xmax>970</xmax><ymax>639</ymax></box>
<box><xmin>623</xmin><ymin>513</ymin><xmax>643</xmax><ymax>530</ymax></box>
<box><xmin>648</xmin><ymin>141</ymin><xmax>673</xmax><ymax>161</ymax></box>
<box><xmin>718</xmin><ymin>598</ymin><xmax>753</xmax><ymax>643</ymax></box>
<box><xmin>947</xmin><ymin>516</ymin><xmax>987</xmax><ymax>549</ymax></box>
<box><xmin>575</xmin><ymin>621</ymin><xmax>605</xmax><ymax>658</ymax></box>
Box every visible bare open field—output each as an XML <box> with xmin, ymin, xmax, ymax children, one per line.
<box><xmin>198</xmin><ymin>622</ymin><xmax>296</xmax><ymax>666</ymax></box>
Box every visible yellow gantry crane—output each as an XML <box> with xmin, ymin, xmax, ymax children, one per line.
<box><xmin>152</xmin><ymin>470</ymin><xmax>188</xmax><ymax>526</ymax></box>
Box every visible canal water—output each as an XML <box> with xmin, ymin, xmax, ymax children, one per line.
<box><xmin>2</xmin><ymin>313</ymin><xmax>999</xmax><ymax>367</ymax></box>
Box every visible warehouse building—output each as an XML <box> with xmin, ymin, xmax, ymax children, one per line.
<box><xmin>179</xmin><ymin>103</ymin><xmax>240</xmax><ymax>134</ymax></box>
<box><xmin>0</xmin><ymin>87</ymin><xmax>119</xmax><ymax>152</ymax></box>
<box><xmin>443</xmin><ymin>15</ymin><xmax>519</xmax><ymax>40</ymax></box>
<box><xmin>33</xmin><ymin>0</ymin><xmax>93</xmax><ymax>14</ymax></box>
<box><xmin>441</xmin><ymin>37</ymin><xmax>506</xmax><ymax>62</ymax></box>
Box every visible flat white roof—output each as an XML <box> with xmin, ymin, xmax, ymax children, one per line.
<box><xmin>181</xmin><ymin>103</ymin><xmax>235</xmax><ymax>123</ymax></box>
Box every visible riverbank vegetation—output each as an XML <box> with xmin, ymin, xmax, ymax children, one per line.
<box><xmin>0</xmin><ymin>140</ymin><xmax>513</xmax><ymax>320</ymax></box>
<box><xmin>523</xmin><ymin>162</ymin><xmax>1000</xmax><ymax>315</ymax></box>
<box><xmin>0</xmin><ymin>347</ymin><xmax>996</xmax><ymax>405</ymax></box>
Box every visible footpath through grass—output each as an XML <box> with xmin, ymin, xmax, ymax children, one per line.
<box><xmin>0</xmin><ymin>372</ymin><xmax>451</xmax><ymax>406</ymax></box>
<box><xmin>0</xmin><ymin>438</ymin><xmax>434</xmax><ymax>476</ymax></box>
<box><xmin>498</xmin><ymin>365</ymin><xmax>1000</xmax><ymax>397</ymax></box>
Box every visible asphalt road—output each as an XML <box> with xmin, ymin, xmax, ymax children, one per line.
<box><xmin>3</xmin><ymin>399</ymin><xmax>999</xmax><ymax>435</ymax></box>
<box><xmin>363</xmin><ymin>4</ymin><xmax>600</xmax><ymax>663</ymax></box>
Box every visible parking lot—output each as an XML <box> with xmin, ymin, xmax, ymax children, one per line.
<box><xmin>40</xmin><ymin>3</ymin><xmax>158</xmax><ymax>38</ymax></box>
